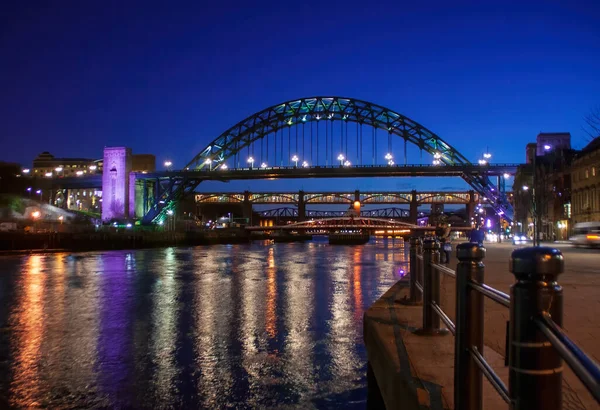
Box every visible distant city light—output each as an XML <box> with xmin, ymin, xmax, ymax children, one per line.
<box><xmin>544</xmin><ymin>144</ymin><xmax>551</xmax><ymax>150</ymax></box>
<box><xmin>55</xmin><ymin>167</ymin><xmax>63</xmax><ymax>172</ymax></box>
<box><xmin>503</xmin><ymin>173</ymin><xmax>510</xmax><ymax>178</ymax></box>
<box><xmin>45</xmin><ymin>172</ymin><xmax>52</xmax><ymax>177</ymax></box>
<box><xmin>126</xmin><ymin>223</ymin><xmax>132</xmax><ymax>228</ymax></box>
<box><xmin>26</xmin><ymin>187</ymin><xmax>32</xmax><ymax>192</ymax></box>
<box><xmin>522</xmin><ymin>185</ymin><xmax>529</xmax><ymax>191</ymax></box>
<box><xmin>22</xmin><ymin>168</ymin><xmax>30</xmax><ymax>174</ymax></box>
<box><xmin>76</xmin><ymin>170</ymin><xmax>84</xmax><ymax>176</ymax></box>
<box><xmin>89</xmin><ymin>165</ymin><xmax>97</xmax><ymax>170</ymax></box>
<box><xmin>36</xmin><ymin>190</ymin><xmax>41</xmax><ymax>194</ymax></box>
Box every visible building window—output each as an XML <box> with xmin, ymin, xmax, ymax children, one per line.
<box><xmin>564</xmin><ymin>203</ymin><xmax>571</xmax><ymax>218</ymax></box>
<box><xmin>593</xmin><ymin>167</ymin><xmax>596</xmax><ymax>177</ymax></box>
<box><xmin>585</xmin><ymin>169</ymin><xmax>589</xmax><ymax>179</ymax></box>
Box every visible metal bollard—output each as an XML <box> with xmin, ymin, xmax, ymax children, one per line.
<box><xmin>401</xmin><ymin>237</ymin><xmax>423</xmax><ymax>305</ymax></box>
<box><xmin>454</xmin><ymin>242</ymin><xmax>486</xmax><ymax>410</ymax></box>
<box><xmin>508</xmin><ymin>247</ymin><xmax>564</xmax><ymax>410</ymax></box>
<box><xmin>414</xmin><ymin>238</ymin><xmax>447</xmax><ymax>335</ymax></box>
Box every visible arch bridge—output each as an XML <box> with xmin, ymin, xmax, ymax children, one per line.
<box><xmin>136</xmin><ymin>96</ymin><xmax>515</xmax><ymax>224</ymax></box>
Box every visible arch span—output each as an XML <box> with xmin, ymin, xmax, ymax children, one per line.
<box><xmin>183</xmin><ymin>96</ymin><xmax>512</xmax><ymax>220</ymax></box>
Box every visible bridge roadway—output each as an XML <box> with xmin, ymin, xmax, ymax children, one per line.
<box><xmin>140</xmin><ymin>163</ymin><xmax>519</xmax><ymax>180</ymax></box>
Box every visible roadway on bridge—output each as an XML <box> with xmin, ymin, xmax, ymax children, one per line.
<box><xmin>443</xmin><ymin>242</ymin><xmax>599</xmax><ymax>408</ymax></box>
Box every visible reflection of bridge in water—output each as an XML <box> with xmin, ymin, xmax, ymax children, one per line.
<box><xmin>196</xmin><ymin>189</ymin><xmax>488</xmax><ymax>224</ymax></box>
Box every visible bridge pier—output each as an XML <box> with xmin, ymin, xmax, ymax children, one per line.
<box><xmin>298</xmin><ymin>190</ymin><xmax>306</xmax><ymax>222</ymax></box>
<box><xmin>243</xmin><ymin>191</ymin><xmax>253</xmax><ymax>224</ymax></box>
<box><xmin>409</xmin><ymin>190</ymin><xmax>418</xmax><ymax>224</ymax></box>
<box><xmin>466</xmin><ymin>190</ymin><xmax>476</xmax><ymax>226</ymax></box>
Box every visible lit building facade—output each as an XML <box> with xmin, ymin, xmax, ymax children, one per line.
<box><xmin>571</xmin><ymin>137</ymin><xmax>600</xmax><ymax>224</ymax></box>
<box><xmin>32</xmin><ymin>151</ymin><xmax>102</xmax><ymax>177</ymax></box>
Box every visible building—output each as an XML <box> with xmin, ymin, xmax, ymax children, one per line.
<box><xmin>32</xmin><ymin>151</ymin><xmax>103</xmax><ymax>177</ymax></box>
<box><xmin>535</xmin><ymin>132</ymin><xmax>571</xmax><ymax>156</ymax></box>
<box><xmin>513</xmin><ymin>134</ymin><xmax>576</xmax><ymax>241</ymax></box>
<box><xmin>571</xmin><ymin>136</ymin><xmax>600</xmax><ymax>224</ymax></box>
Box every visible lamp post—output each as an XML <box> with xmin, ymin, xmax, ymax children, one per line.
<box><xmin>36</xmin><ymin>189</ymin><xmax>42</xmax><ymax>202</ymax></box>
<box><xmin>247</xmin><ymin>157</ymin><xmax>254</xmax><ymax>169</ymax></box>
<box><xmin>337</xmin><ymin>154</ymin><xmax>345</xmax><ymax>166</ymax></box>
<box><xmin>385</xmin><ymin>153</ymin><xmax>393</xmax><ymax>165</ymax></box>
<box><xmin>164</xmin><ymin>161</ymin><xmax>173</xmax><ymax>171</ymax></box>
<box><xmin>302</xmin><ymin>161</ymin><xmax>309</xmax><ymax>168</ymax></box>
<box><xmin>260</xmin><ymin>162</ymin><xmax>268</xmax><ymax>169</ymax></box>
<box><xmin>205</xmin><ymin>158</ymin><xmax>212</xmax><ymax>171</ymax></box>
<box><xmin>344</xmin><ymin>160</ymin><xmax>351</xmax><ymax>167</ymax></box>
<box><xmin>291</xmin><ymin>155</ymin><xmax>299</xmax><ymax>167</ymax></box>
<box><xmin>26</xmin><ymin>187</ymin><xmax>32</xmax><ymax>197</ymax></box>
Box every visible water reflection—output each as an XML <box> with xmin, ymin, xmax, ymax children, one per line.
<box><xmin>1</xmin><ymin>240</ymin><xmax>407</xmax><ymax>408</ymax></box>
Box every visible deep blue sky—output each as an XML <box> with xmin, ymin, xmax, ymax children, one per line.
<box><xmin>2</xmin><ymin>0</ymin><xmax>599</xmax><ymax>192</ymax></box>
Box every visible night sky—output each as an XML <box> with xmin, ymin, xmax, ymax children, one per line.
<box><xmin>2</xmin><ymin>1</ymin><xmax>599</xmax><ymax>193</ymax></box>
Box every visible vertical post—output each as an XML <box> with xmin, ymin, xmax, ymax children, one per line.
<box><xmin>401</xmin><ymin>237</ymin><xmax>422</xmax><ymax>305</ymax></box>
<box><xmin>415</xmin><ymin>239</ymin><xmax>447</xmax><ymax>335</ymax></box>
<box><xmin>508</xmin><ymin>247</ymin><xmax>563</xmax><ymax>410</ymax></box>
<box><xmin>454</xmin><ymin>243</ymin><xmax>486</xmax><ymax>410</ymax></box>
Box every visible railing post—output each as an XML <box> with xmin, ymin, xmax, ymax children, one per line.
<box><xmin>401</xmin><ymin>237</ymin><xmax>422</xmax><ymax>305</ymax></box>
<box><xmin>508</xmin><ymin>247</ymin><xmax>564</xmax><ymax>410</ymax></box>
<box><xmin>454</xmin><ymin>242</ymin><xmax>486</xmax><ymax>410</ymax></box>
<box><xmin>415</xmin><ymin>238</ymin><xmax>447</xmax><ymax>335</ymax></box>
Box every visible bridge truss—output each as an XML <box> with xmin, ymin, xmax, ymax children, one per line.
<box><xmin>257</xmin><ymin>207</ymin><xmax>411</xmax><ymax>219</ymax></box>
<box><xmin>142</xmin><ymin>96</ymin><xmax>514</xmax><ymax>224</ymax></box>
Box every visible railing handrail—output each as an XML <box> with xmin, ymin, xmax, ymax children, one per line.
<box><xmin>535</xmin><ymin>312</ymin><xmax>600</xmax><ymax>403</ymax></box>
<box><xmin>406</xmin><ymin>238</ymin><xmax>600</xmax><ymax>409</ymax></box>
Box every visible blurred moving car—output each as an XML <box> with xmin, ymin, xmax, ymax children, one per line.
<box><xmin>512</xmin><ymin>233</ymin><xmax>528</xmax><ymax>245</ymax></box>
<box><xmin>569</xmin><ymin>222</ymin><xmax>600</xmax><ymax>248</ymax></box>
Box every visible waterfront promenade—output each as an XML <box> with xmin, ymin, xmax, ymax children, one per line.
<box><xmin>365</xmin><ymin>242</ymin><xmax>599</xmax><ymax>409</ymax></box>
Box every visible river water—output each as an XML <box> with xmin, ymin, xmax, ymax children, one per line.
<box><xmin>0</xmin><ymin>238</ymin><xmax>408</xmax><ymax>409</ymax></box>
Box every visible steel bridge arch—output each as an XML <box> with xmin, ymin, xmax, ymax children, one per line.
<box><xmin>417</xmin><ymin>192</ymin><xmax>471</xmax><ymax>204</ymax></box>
<box><xmin>183</xmin><ymin>97</ymin><xmax>510</xmax><ymax>219</ymax></box>
<box><xmin>251</xmin><ymin>193</ymin><xmax>298</xmax><ymax>204</ymax></box>
<box><xmin>361</xmin><ymin>193</ymin><xmax>411</xmax><ymax>204</ymax></box>
<box><xmin>304</xmin><ymin>193</ymin><xmax>354</xmax><ymax>204</ymax></box>
<box><xmin>185</xmin><ymin>96</ymin><xmax>469</xmax><ymax>170</ymax></box>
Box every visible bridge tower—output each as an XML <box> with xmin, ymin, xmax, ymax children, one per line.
<box><xmin>409</xmin><ymin>190</ymin><xmax>419</xmax><ymax>224</ymax></box>
<box><xmin>102</xmin><ymin>147</ymin><xmax>132</xmax><ymax>221</ymax></box>
<box><xmin>466</xmin><ymin>190</ymin><xmax>476</xmax><ymax>225</ymax></box>
<box><xmin>243</xmin><ymin>191</ymin><xmax>253</xmax><ymax>224</ymax></box>
<box><xmin>298</xmin><ymin>190</ymin><xmax>306</xmax><ymax>222</ymax></box>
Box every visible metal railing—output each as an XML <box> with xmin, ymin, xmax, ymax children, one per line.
<box><xmin>404</xmin><ymin>237</ymin><xmax>600</xmax><ymax>409</ymax></box>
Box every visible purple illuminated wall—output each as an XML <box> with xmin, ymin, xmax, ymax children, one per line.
<box><xmin>102</xmin><ymin>147</ymin><xmax>132</xmax><ymax>221</ymax></box>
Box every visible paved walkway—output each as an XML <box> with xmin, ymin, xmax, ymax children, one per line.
<box><xmin>365</xmin><ymin>242</ymin><xmax>599</xmax><ymax>409</ymax></box>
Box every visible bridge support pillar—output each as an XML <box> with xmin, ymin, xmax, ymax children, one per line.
<box><xmin>409</xmin><ymin>190</ymin><xmax>419</xmax><ymax>224</ymax></box>
<box><xmin>298</xmin><ymin>190</ymin><xmax>306</xmax><ymax>222</ymax></box>
<box><xmin>466</xmin><ymin>190</ymin><xmax>476</xmax><ymax>226</ymax></box>
<box><xmin>243</xmin><ymin>191</ymin><xmax>253</xmax><ymax>225</ymax></box>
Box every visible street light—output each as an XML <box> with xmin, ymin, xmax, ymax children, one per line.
<box><xmin>291</xmin><ymin>155</ymin><xmax>299</xmax><ymax>167</ymax></box>
<box><xmin>31</xmin><ymin>211</ymin><xmax>40</xmax><ymax>219</ymax></box>
<box><xmin>89</xmin><ymin>165</ymin><xmax>97</xmax><ymax>171</ymax></box>
<box><xmin>478</xmin><ymin>159</ymin><xmax>487</xmax><ymax>165</ymax></box>
<box><xmin>302</xmin><ymin>161</ymin><xmax>309</xmax><ymax>168</ymax></box>
<box><xmin>503</xmin><ymin>173</ymin><xmax>510</xmax><ymax>179</ymax></box>
<box><xmin>247</xmin><ymin>157</ymin><xmax>255</xmax><ymax>169</ymax></box>
<box><xmin>76</xmin><ymin>170</ymin><xmax>84</xmax><ymax>176</ymax></box>
<box><xmin>483</xmin><ymin>152</ymin><xmax>492</xmax><ymax>159</ymax></box>
<box><xmin>220</xmin><ymin>164</ymin><xmax>228</xmax><ymax>170</ymax></box>
<box><xmin>22</xmin><ymin>168</ymin><xmax>30</xmax><ymax>174</ymax></box>
<box><xmin>344</xmin><ymin>160</ymin><xmax>351</xmax><ymax>167</ymax></box>
<box><xmin>45</xmin><ymin>172</ymin><xmax>52</xmax><ymax>177</ymax></box>
<box><xmin>385</xmin><ymin>153</ymin><xmax>393</xmax><ymax>161</ymax></box>
<box><xmin>260</xmin><ymin>162</ymin><xmax>268</xmax><ymax>169</ymax></box>
<box><xmin>164</xmin><ymin>161</ymin><xmax>173</xmax><ymax>170</ymax></box>
<box><xmin>522</xmin><ymin>185</ymin><xmax>529</xmax><ymax>191</ymax></box>
<box><xmin>433</xmin><ymin>159</ymin><xmax>441</xmax><ymax>165</ymax></box>
<box><xmin>204</xmin><ymin>158</ymin><xmax>212</xmax><ymax>170</ymax></box>
<box><xmin>337</xmin><ymin>154</ymin><xmax>345</xmax><ymax>166</ymax></box>
<box><xmin>433</xmin><ymin>152</ymin><xmax>442</xmax><ymax>159</ymax></box>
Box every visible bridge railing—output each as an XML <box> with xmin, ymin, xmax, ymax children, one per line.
<box><xmin>405</xmin><ymin>238</ymin><xmax>600</xmax><ymax>409</ymax></box>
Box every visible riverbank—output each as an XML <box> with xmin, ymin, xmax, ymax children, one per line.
<box><xmin>0</xmin><ymin>229</ymin><xmax>254</xmax><ymax>254</ymax></box>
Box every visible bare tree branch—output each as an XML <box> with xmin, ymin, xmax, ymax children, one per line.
<box><xmin>583</xmin><ymin>105</ymin><xmax>600</xmax><ymax>140</ymax></box>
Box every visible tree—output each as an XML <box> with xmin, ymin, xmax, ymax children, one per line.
<box><xmin>583</xmin><ymin>106</ymin><xmax>600</xmax><ymax>140</ymax></box>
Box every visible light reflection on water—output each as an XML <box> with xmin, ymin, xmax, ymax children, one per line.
<box><xmin>0</xmin><ymin>238</ymin><xmax>408</xmax><ymax>408</ymax></box>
